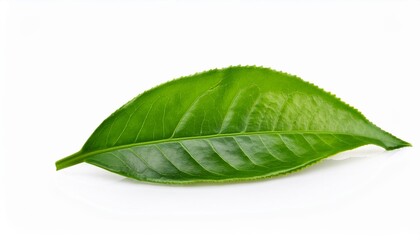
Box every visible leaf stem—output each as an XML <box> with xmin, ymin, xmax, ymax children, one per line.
<box><xmin>55</xmin><ymin>151</ymin><xmax>85</xmax><ymax>170</ymax></box>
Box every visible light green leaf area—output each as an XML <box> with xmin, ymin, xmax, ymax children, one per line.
<box><xmin>56</xmin><ymin>66</ymin><xmax>410</xmax><ymax>184</ymax></box>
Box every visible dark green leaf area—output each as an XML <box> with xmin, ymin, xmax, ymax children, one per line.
<box><xmin>86</xmin><ymin>133</ymin><xmax>366</xmax><ymax>183</ymax></box>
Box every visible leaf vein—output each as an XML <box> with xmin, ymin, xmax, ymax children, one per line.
<box><xmin>178</xmin><ymin>142</ymin><xmax>226</xmax><ymax>177</ymax></box>
<box><xmin>134</xmin><ymin>98</ymin><xmax>159</xmax><ymax>142</ymax></box>
<box><xmin>155</xmin><ymin>145</ymin><xmax>196</xmax><ymax>177</ymax></box>
<box><xmin>243</xmin><ymin>93</ymin><xmax>262</xmax><ymax>132</ymax></box>
<box><xmin>277</xmin><ymin>134</ymin><xmax>302</xmax><ymax>158</ymax></box>
<box><xmin>127</xmin><ymin>148</ymin><xmax>166</xmax><ymax>177</ymax></box>
<box><xmin>171</xmin><ymin>80</ymin><xmax>222</xmax><ymax>138</ymax></box>
<box><xmin>257</xmin><ymin>135</ymin><xmax>287</xmax><ymax>163</ymax></box>
<box><xmin>232</xmin><ymin>137</ymin><xmax>269</xmax><ymax>169</ymax></box>
<box><xmin>205</xmin><ymin>140</ymin><xmax>240</xmax><ymax>171</ymax></box>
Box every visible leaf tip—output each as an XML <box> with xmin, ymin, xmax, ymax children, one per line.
<box><xmin>386</xmin><ymin>140</ymin><xmax>412</xmax><ymax>150</ymax></box>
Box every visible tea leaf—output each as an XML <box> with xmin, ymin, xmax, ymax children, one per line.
<box><xmin>56</xmin><ymin>66</ymin><xmax>410</xmax><ymax>184</ymax></box>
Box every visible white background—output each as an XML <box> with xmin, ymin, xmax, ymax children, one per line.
<box><xmin>1</xmin><ymin>0</ymin><xmax>419</xmax><ymax>239</ymax></box>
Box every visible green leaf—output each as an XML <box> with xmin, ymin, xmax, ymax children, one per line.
<box><xmin>55</xmin><ymin>66</ymin><xmax>410</xmax><ymax>184</ymax></box>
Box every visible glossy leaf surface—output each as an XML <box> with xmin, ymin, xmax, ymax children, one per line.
<box><xmin>56</xmin><ymin>66</ymin><xmax>410</xmax><ymax>184</ymax></box>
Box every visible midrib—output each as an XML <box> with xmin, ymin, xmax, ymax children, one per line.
<box><xmin>77</xmin><ymin>130</ymin><xmax>368</xmax><ymax>161</ymax></box>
